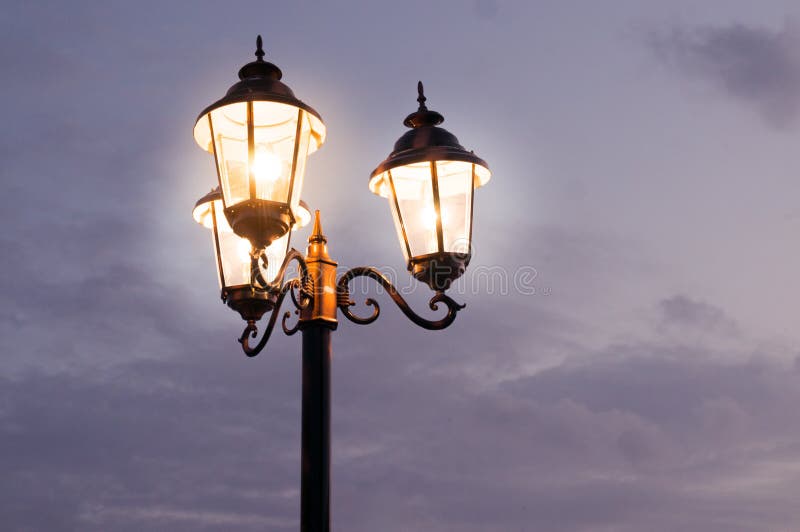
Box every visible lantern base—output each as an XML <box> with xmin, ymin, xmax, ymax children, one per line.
<box><xmin>224</xmin><ymin>286</ymin><xmax>278</xmax><ymax>321</ymax></box>
<box><xmin>409</xmin><ymin>252</ymin><xmax>470</xmax><ymax>291</ymax></box>
<box><xmin>224</xmin><ymin>200</ymin><xmax>294</xmax><ymax>249</ymax></box>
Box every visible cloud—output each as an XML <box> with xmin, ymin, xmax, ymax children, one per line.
<box><xmin>650</xmin><ymin>20</ymin><xmax>800</xmax><ymax>128</ymax></box>
<box><xmin>659</xmin><ymin>295</ymin><xmax>729</xmax><ymax>328</ymax></box>
<box><xmin>474</xmin><ymin>0</ymin><xmax>499</xmax><ymax>20</ymax></box>
<box><xmin>4</xmin><ymin>293</ymin><xmax>800</xmax><ymax>531</ymax></box>
<box><xmin>656</xmin><ymin>294</ymin><xmax>740</xmax><ymax>344</ymax></box>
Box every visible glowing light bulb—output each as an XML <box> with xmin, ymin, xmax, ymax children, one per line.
<box><xmin>251</xmin><ymin>145</ymin><xmax>282</xmax><ymax>183</ymax></box>
<box><xmin>421</xmin><ymin>206</ymin><xmax>438</xmax><ymax>229</ymax></box>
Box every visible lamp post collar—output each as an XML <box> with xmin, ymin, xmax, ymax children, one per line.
<box><xmin>301</xmin><ymin>210</ymin><xmax>338</xmax><ymax>326</ymax></box>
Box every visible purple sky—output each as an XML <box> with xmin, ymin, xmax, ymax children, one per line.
<box><xmin>3</xmin><ymin>1</ymin><xmax>800</xmax><ymax>530</ymax></box>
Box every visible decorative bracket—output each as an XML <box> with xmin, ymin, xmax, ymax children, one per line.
<box><xmin>337</xmin><ymin>266</ymin><xmax>465</xmax><ymax>330</ymax></box>
<box><xmin>238</xmin><ymin>249</ymin><xmax>312</xmax><ymax>356</ymax></box>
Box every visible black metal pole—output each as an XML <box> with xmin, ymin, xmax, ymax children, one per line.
<box><xmin>301</xmin><ymin>324</ymin><xmax>331</xmax><ymax>532</ymax></box>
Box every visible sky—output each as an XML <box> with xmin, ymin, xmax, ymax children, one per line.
<box><xmin>3</xmin><ymin>0</ymin><xmax>800</xmax><ymax>530</ymax></box>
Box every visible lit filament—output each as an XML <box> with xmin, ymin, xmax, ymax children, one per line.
<box><xmin>251</xmin><ymin>145</ymin><xmax>282</xmax><ymax>184</ymax></box>
<box><xmin>421</xmin><ymin>206</ymin><xmax>438</xmax><ymax>229</ymax></box>
<box><xmin>421</xmin><ymin>205</ymin><xmax>448</xmax><ymax>251</ymax></box>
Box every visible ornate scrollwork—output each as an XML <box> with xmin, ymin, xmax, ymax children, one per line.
<box><xmin>238</xmin><ymin>249</ymin><xmax>312</xmax><ymax>356</ymax></box>
<box><xmin>282</xmin><ymin>306</ymin><xmax>302</xmax><ymax>336</ymax></box>
<box><xmin>337</xmin><ymin>266</ymin><xmax>465</xmax><ymax>330</ymax></box>
<box><xmin>249</xmin><ymin>248</ymin><xmax>312</xmax><ymax>296</ymax></box>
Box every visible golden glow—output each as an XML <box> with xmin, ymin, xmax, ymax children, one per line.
<box><xmin>193</xmin><ymin>101</ymin><xmax>326</xmax><ymax>156</ymax></box>
<box><xmin>194</xmin><ymin>194</ymin><xmax>314</xmax><ymax>289</ymax></box>
<box><xmin>294</xmin><ymin>204</ymin><xmax>312</xmax><ymax>228</ymax></box>
<box><xmin>389</xmin><ymin>162</ymin><xmax>439</xmax><ymax>256</ymax></box>
<box><xmin>251</xmin><ymin>144</ymin><xmax>282</xmax><ymax>184</ymax></box>
<box><xmin>421</xmin><ymin>206</ymin><xmax>438</xmax><ymax>229</ymax></box>
<box><xmin>420</xmin><ymin>205</ymin><xmax>440</xmax><ymax>252</ymax></box>
<box><xmin>383</xmin><ymin>160</ymin><xmax>474</xmax><ymax>259</ymax></box>
<box><xmin>236</xmin><ymin>238</ymin><xmax>252</xmax><ymax>263</ymax></box>
<box><xmin>192</xmin><ymin>202</ymin><xmax>214</xmax><ymax>229</ymax></box>
<box><xmin>369</xmin><ymin>160</ymin><xmax>491</xmax><ymax>198</ymax></box>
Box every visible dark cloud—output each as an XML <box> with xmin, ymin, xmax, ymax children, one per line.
<box><xmin>3</xmin><ymin>295</ymin><xmax>800</xmax><ymax>531</ymax></box>
<box><xmin>658</xmin><ymin>294</ymin><xmax>739</xmax><ymax>335</ymax></box>
<box><xmin>650</xmin><ymin>20</ymin><xmax>800</xmax><ymax>128</ymax></box>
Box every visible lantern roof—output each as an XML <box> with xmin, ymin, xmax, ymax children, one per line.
<box><xmin>193</xmin><ymin>188</ymin><xmax>222</xmax><ymax>213</ymax></box>
<box><xmin>194</xmin><ymin>35</ymin><xmax>324</xmax><ymax>129</ymax></box>
<box><xmin>369</xmin><ymin>82</ymin><xmax>489</xmax><ymax>183</ymax></box>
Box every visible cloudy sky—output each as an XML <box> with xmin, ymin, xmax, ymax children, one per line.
<box><xmin>3</xmin><ymin>1</ymin><xmax>800</xmax><ymax>530</ymax></box>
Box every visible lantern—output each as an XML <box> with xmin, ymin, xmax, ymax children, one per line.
<box><xmin>193</xmin><ymin>36</ymin><xmax>326</xmax><ymax>249</ymax></box>
<box><xmin>369</xmin><ymin>82</ymin><xmax>490</xmax><ymax>290</ymax></box>
<box><xmin>193</xmin><ymin>188</ymin><xmax>311</xmax><ymax>321</ymax></box>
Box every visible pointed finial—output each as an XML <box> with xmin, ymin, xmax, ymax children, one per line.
<box><xmin>402</xmin><ymin>81</ymin><xmax>443</xmax><ymax>128</ymax></box>
<box><xmin>238</xmin><ymin>35</ymin><xmax>281</xmax><ymax>80</ymax></box>
<box><xmin>309</xmin><ymin>209</ymin><xmax>327</xmax><ymax>243</ymax></box>
<box><xmin>417</xmin><ymin>81</ymin><xmax>428</xmax><ymax>111</ymax></box>
<box><xmin>255</xmin><ymin>35</ymin><xmax>265</xmax><ymax>62</ymax></box>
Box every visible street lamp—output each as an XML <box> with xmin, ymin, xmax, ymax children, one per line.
<box><xmin>191</xmin><ymin>37</ymin><xmax>490</xmax><ymax>532</ymax></box>
<box><xmin>369</xmin><ymin>81</ymin><xmax>491</xmax><ymax>290</ymax></box>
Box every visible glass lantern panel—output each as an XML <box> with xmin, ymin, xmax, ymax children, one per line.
<box><xmin>216</xmin><ymin>134</ymin><xmax>249</xmax><ymax>207</ymax></box>
<box><xmin>369</xmin><ymin>171</ymin><xmax>391</xmax><ymax>197</ymax></box>
<box><xmin>206</xmin><ymin>102</ymin><xmax>313</xmax><ymax>210</ymax></box>
<box><xmin>474</xmin><ymin>164</ymin><xmax>491</xmax><ymax>187</ymax></box>
<box><xmin>262</xmin><ymin>232</ymin><xmax>291</xmax><ymax>284</ymax></box>
<box><xmin>306</xmin><ymin>114</ymin><xmax>326</xmax><ymax>154</ymax></box>
<box><xmin>387</xmin><ymin>178</ymin><xmax>410</xmax><ymax>262</ymax></box>
<box><xmin>436</xmin><ymin>161</ymin><xmax>473</xmax><ymax>254</ymax></box>
<box><xmin>288</xmin><ymin>111</ymin><xmax>312</xmax><ymax>220</ymax></box>
<box><xmin>208</xmin><ymin>103</ymin><xmax>248</xmax><ymax>208</ymax></box>
<box><xmin>390</xmin><ymin>162</ymin><xmax>438</xmax><ymax>257</ymax></box>
<box><xmin>251</xmin><ymin>102</ymin><xmax>297</xmax><ymax>206</ymax></box>
<box><xmin>205</xmin><ymin>197</ymin><xmax>297</xmax><ymax>289</ymax></box>
<box><xmin>213</xmin><ymin>203</ymin><xmax>251</xmax><ymax>288</ymax></box>
<box><xmin>192</xmin><ymin>201</ymin><xmax>214</xmax><ymax>229</ymax></box>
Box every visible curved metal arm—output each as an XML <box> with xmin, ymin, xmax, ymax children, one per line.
<box><xmin>251</xmin><ymin>248</ymin><xmax>312</xmax><ymax>298</ymax></box>
<box><xmin>239</xmin><ymin>280</ymin><xmax>296</xmax><ymax>356</ymax></box>
<box><xmin>238</xmin><ymin>249</ymin><xmax>313</xmax><ymax>356</ymax></box>
<box><xmin>337</xmin><ymin>267</ymin><xmax>465</xmax><ymax>330</ymax></box>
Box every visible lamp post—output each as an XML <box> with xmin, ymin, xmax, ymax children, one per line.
<box><xmin>191</xmin><ymin>37</ymin><xmax>491</xmax><ymax>532</ymax></box>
